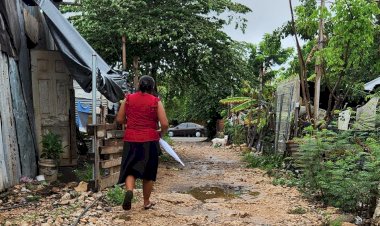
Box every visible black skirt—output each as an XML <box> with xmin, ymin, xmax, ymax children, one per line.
<box><xmin>118</xmin><ymin>141</ymin><xmax>160</xmax><ymax>184</ymax></box>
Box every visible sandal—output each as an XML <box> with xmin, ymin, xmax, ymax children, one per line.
<box><xmin>144</xmin><ymin>202</ymin><xmax>156</xmax><ymax>210</ymax></box>
<box><xmin>122</xmin><ymin>190</ymin><xmax>133</xmax><ymax>210</ymax></box>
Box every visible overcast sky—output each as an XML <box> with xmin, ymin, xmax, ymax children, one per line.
<box><xmin>223</xmin><ymin>0</ymin><xmax>301</xmax><ymax>48</ymax></box>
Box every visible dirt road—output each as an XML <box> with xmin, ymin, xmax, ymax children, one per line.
<box><xmin>1</xmin><ymin>141</ymin><xmax>345</xmax><ymax>225</ymax></box>
<box><xmin>112</xmin><ymin>141</ymin><xmax>330</xmax><ymax>226</ymax></box>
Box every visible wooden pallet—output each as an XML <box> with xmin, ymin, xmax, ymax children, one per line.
<box><xmin>88</xmin><ymin>123</ymin><xmax>124</xmax><ymax>190</ymax></box>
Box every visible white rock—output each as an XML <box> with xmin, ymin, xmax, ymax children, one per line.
<box><xmin>21</xmin><ymin>187</ymin><xmax>31</xmax><ymax>193</ymax></box>
<box><xmin>61</xmin><ymin>193</ymin><xmax>71</xmax><ymax>201</ymax></box>
<box><xmin>113</xmin><ymin>219</ymin><xmax>126</xmax><ymax>224</ymax></box>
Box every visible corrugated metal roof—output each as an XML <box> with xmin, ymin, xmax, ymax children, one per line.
<box><xmin>364</xmin><ymin>77</ymin><xmax>380</xmax><ymax>91</ymax></box>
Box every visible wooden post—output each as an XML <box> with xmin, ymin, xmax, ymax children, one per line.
<box><xmin>69</xmin><ymin>88</ymin><xmax>78</xmax><ymax>165</ymax></box>
<box><xmin>91</xmin><ymin>54</ymin><xmax>100</xmax><ymax>191</ymax></box>
<box><xmin>314</xmin><ymin>0</ymin><xmax>325</xmax><ymax>126</ymax></box>
<box><xmin>122</xmin><ymin>35</ymin><xmax>126</xmax><ymax>71</ymax></box>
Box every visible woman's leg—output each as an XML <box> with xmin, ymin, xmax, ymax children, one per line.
<box><xmin>142</xmin><ymin>179</ymin><xmax>154</xmax><ymax>206</ymax></box>
<box><xmin>125</xmin><ymin>175</ymin><xmax>136</xmax><ymax>191</ymax></box>
<box><xmin>122</xmin><ymin>175</ymin><xmax>135</xmax><ymax>210</ymax></box>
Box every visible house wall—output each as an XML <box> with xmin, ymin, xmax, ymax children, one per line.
<box><xmin>0</xmin><ymin>0</ymin><xmax>54</xmax><ymax>191</ymax></box>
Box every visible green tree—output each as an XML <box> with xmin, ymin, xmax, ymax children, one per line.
<box><xmin>63</xmin><ymin>0</ymin><xmax>252</xmax><ymax>127</ymax></box>
<box><xmin>64</xmin><ymin>0</ymin><xmax>250</xmax><ymax>81</ymax></box>
<box><xmin>322</xmin><ymin>0</ymin><xmax>380</xmax><ymax>120</ymax></box>
<box><xmin>220</xmin><ymin>33</ymin><xmax>292</xmax><ymax>148</ymax></box>
<box><xmin>282</xmin><ymin>0</ymin><xmax>379</xmax><ymax>123</ymax></box>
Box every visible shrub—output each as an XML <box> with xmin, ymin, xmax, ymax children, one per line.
<box><xmin>243</xmin><ymin>152</ymin><xmax>283</xmax><ymax>171</ymax></box>
<box><xmin>73</xmin><ymin>163</ymin><xmax>93</xmax><ymax>182</ymax></box>
<box><xmin>224</xmin><ymin>121</ymin><xmax>246</xmax><ymax>145</ymax></box>
<box><xmin>295</xmin><ymin>129</ymin><xmax>380</xmax><ymax>215</ymax></box>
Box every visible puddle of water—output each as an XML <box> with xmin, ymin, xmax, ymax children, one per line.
<box><xmin>187</xmin><ymin>185</ymin><xmax>238</xmax><ymax>202</ymax></box>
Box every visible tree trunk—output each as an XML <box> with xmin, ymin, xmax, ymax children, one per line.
<box><xmin>288</xmin><ymin>0</ymin><xmax>312</xmax><ymax>122</ymax></box>
<box><xmin>248</xmin><ymin>124</ymin><xmax>257</xmax><ymax>149</ymax></box>
<box><xmin>325</xmin><ymin>41</ymin><xmax>350</xmax><ymax>122</ymax></box>
<box><xmin>314</xmin><ymin>0</ymin><xmax>325</xmax><ymax>126</ymax></box>
<box><xmin>150</xmin><ymin>62</ymin><xmax>159</xmax><ymax>93</ymax></box>
<box><xmin>122</xmin><ymin>35</ymin><xmax>127</xmax><ymax>71</ymax></box>
<box><xmin>133</xmin><ymin>56</ymin><xmax>139</xmax><ymax>90</ymax></box>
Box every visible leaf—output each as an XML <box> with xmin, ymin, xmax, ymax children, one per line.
<box><xmin>231</xmin><ymin>99</ymin><xmax>257</xmax><ymax>112</ymax></box>
<box><xmin>220</xmin><ymin>97</ymin><xmax>252</xmax><ymax>105</ymax></box>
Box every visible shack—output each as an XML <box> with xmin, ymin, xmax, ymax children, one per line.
<box><xmin>0</xmin><ymin>0</ymin><xmax>124</xmax><ymax>191</ymax></box>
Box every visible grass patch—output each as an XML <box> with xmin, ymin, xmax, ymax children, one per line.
<box><xmin>288</xmin><ymin>206</ymin><xmax>307</xmax><ymax>214</ymax></box>
<box><xmin>243</xmin><ymin>152</ymin><xmax>283</xmax><ymax>171</ymax></box>
<box><xmin>106</xmin><ymin>185</ymin><xmax>140</xmax><ymax>206</ymax></box>
<box><xmin>73</xmin><ymin>163</ymin><xmax>93</xmax><ymax>182</ymax></box>
<box><xmin>25</xmin><ymin>195</ymin><xmax>41</xmax><ymax>202</ymax></box>
<box><xmin>106</xmin><ymin>185</ymin><xmax>125</xmax><ymax>206</ymax></box>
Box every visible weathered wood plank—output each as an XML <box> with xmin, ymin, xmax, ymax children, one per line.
<box><xmin>0</xmin><ymin>55</ymin><xmax>8</xmax><ymax>192</ymax></box>
<box><xmin>0</xmin><ymin>53</ymin><xmax>21</xmax><ymax>185</ymax></box>
<box><xmin>0</xmin><ymin>111</ymin><xmax>9</xmax><ymax>192</ymax></box>
<box><xmin>105</xmin><ymin>123</ymin><xmax>118</xmax><ymax>131</ymax></box>
<box><xmin>16</xmin><ymin>0</ymin><xmax>37</xmax><ymax>146</ymax></box>
<box><xmin>106</xmin><ymin>130</ymin><xmax>124</xmax><ymax>139</ymax></box>
<box><xmin>23</xmin><ymin>9</ymin><xmax>39</xmax><ymax>44</ymax></box>
<box><xmin>8</xmin><ymin>58</ymin><xmax>37</xmax><ymax>177</ymax></box>
<box><xmin>104</xmin><ymin>139</ymin><xmax>124</xmax><ymax>147</ymax></box>
<box><xmin>100</xmin><ymin>145</ymin><xmax>123</xmax><ymax>155</ymax></box>
<box><xmin>87</xmin><ymin>124</ymin><xmax>106</xmax><ymax>138</ymax></box>
<box><xmin>99</xmin><ymin>172</ymin><xmax>120</xmax><ymax>190</ymax></box>
<box><xmin>111</xmin><ymin>165</ymin><xmax>121</xmax><ymax>174</ymax></box>
<box><xmin>100</xmin><ymin>157</ymin><xmax>122</xmax><ymax>169</ymax></box>
<box><xmin>69</xmin><ymin>88</ymin><xmax>78</xmax><ymax>166</ymax></box>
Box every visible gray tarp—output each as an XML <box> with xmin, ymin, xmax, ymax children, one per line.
<box><xmin>33</xmin><ymin>0</ymin><xmax>125</xmax><ymax>103</ymax></box>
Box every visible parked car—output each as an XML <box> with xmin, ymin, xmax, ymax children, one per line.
<box><xmin>168</xmin><ymin>122</ymin><xmax>207</xmax><ymax>137</ymax></box>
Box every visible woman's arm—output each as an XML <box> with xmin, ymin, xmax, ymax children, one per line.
<box><xmin>157</xmin><ymin>101</ymin><xmax>169</xmax><ymax>135</ymax></box>
<box><xmin>116</xmin><ymin>100</ymin><xmax>126</xmax><ymax>124</ymax></box>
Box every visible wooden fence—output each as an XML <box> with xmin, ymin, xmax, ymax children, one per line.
<box><xmin>275</xmin><ymin>78</ymin><xmax>300</xmax><ymax>152</ymax></box>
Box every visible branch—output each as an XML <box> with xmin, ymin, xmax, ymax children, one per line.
<box><xmin>71</xmin><ymin>195</ymin><xmax>103</xmax><ymax>226</ymax></box>
<box><xmin>306</xmin><ymin>45</ymin><xmax>318</xmax><ymax>66</ymax></box>
<box><xmin>0</xmin><ymin>203</ymin><xmax>31</xmax><ymax>211</ymax></box>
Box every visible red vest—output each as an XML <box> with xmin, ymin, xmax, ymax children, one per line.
<box><xmin>123</xmin><ymin>92</ymin><xmax>160</xmax><ymax>142</ymax></box>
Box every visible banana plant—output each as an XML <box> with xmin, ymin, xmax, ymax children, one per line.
<box><xmin>220</xmin><ymin>81</ymin><xmax>275</xmax><ymax>148</ymax></box>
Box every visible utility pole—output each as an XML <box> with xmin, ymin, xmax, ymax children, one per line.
<box><xmin>314</xmin><ymin>0</ymin><xmax>325</xmax><ymax>126</ymax></box>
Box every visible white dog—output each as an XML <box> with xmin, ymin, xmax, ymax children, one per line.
<box><xmin>211</xmin><ymin>135</ymin><xmax>228</xmax><ymax>147</ymax></box>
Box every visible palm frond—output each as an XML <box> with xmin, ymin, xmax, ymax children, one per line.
<box><xmin>220</xmin><ymin>97</ymin><xmax>252</xmax><ymax>105</ymax></box>
<box><xmin>231</xmin><ymin>100</ymin><xmax>257</xmax><ymax>112</ymax></box>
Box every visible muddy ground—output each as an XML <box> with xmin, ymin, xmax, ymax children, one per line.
<box><xmin>0</xmin><ymin>141</ymin><xmax>352</xmax><ymax>226</ymax></box>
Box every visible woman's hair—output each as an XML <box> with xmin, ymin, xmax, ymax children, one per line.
<box><xmin>138</xmin><ymin>75</ymin><xmax>155</xmax><ymax>94</ymax></box>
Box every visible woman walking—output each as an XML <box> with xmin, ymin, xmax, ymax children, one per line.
<box><xmin>116</xmin><ymin>75</ymin><xmax>169</xmax><ymax>210</ymax></box>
